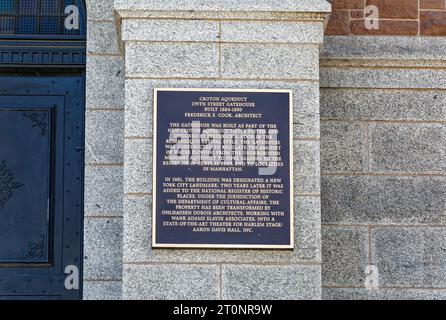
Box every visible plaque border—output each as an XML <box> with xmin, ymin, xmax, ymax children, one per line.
<box><xmin>152</xmin><ymin>88</ymin><xmax>294</xmax><ymax>249</ymax></box>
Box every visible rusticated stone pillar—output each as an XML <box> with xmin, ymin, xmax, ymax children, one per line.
<box><xmin>114</xmin><ymin>0</ymin><xmax>331</xmax><ymax>300</ymax></box>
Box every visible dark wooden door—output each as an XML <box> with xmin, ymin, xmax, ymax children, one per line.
<box><xmin>0</xmin><ymin>74</ymin><xmax>84</xmax><ymax>300</ymax></box>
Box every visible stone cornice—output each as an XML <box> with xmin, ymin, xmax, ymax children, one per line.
<box><xmin>114</xmin><ymin>2</ymin><xmax>332</xmax><ymax>54</ymax></box>
<box><xmin>114</xmin><ymin>10</ymin><xmax>330</xmax><ymax>22</ymax></box>
<box><xmin>113</xmin><ymin>0</ymin><xmax>332</xmax><ymax>14</ymax></box>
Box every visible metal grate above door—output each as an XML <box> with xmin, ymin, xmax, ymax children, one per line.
<box><xmin>0</xmin><ymin>0</ymin><xmax>84</xmax><ymax>37</ymax></box>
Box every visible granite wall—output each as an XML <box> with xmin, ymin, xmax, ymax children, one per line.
<box><xmin>83</xmin><ymin>0</ymin><xmax>124</xmax><ymax>300</ymax></box>
<box><xmin>320</xmin><ymin>36</ymin><xmax>446</xmax><ymax>300</ymax></box>
<box><xmin>114</xmin><ymin>0</ymin><xmax>331</xmax><ymax>300</ymax></box>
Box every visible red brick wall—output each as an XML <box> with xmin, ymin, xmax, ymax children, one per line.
<box><xmin>326</xmin><ymin>0</ymin><xmax>446</xmax><ymax>35</ymax></box>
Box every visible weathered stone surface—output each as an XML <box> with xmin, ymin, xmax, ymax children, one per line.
<box><xmin>86</xmin><ymin>55</ymin><xmax>125</xmax><ymax>109</ymax></box>
<box><xmin>322</xmin><ymin>176</ymin><xmax>446</xmax><ymax>224</ymax></box>
<box><xmin>86</xmin><ymin>0</ymin><xmax>114</xmax><ymax>20</ymax></box>
<box><xmin>125</xmin><ymin>43</ymin><xmax>219</xmax><ymax>78</ymax></box>
<box><xmin>321</xmin><ymin>122</ymin><xmax>366</xmax><ymax>172</ymax></box>
<box><xmin>320</xmin><ymin>67</ymin><xmax>446</xmax><ymax>89</ymax></box>
<box><xmin>321</xmin><ymin>88</ymin><xmax>446</xmax><ymax>121</ymax></box>
<box><xmin>323</xmin><ymin>288</ymin><xmax>446</xmax><ymax>300</ymax></box>
<box><xmin>87</xmin><ymin>21</ymin><xmax>120</xmax><ymax>54</ymax></box>
<box><xmin>350</xmin><ymin>10</ymin><xmax>364</xmax><ymax>18</ymax></box>
<box><xmin>321</xmin><ymin>36</ymin><xmax>446</xmax><ymax>61</ymax></box>
<box><xmin>124</xmin><ymin>138</ymin><xmax>152</xmax><ymax>194</ymax></box>
<box><xmin>295</xmin><ymin>196</ymin><xmax>322</xmax><ymax>262</ymax></box>
<box><xmin>421</xmin><ymin>11</ymin><xmax>446</xmax><ymax>36</ymax></box>
<box><xmin>329</xmin><ymin>0</ymin><xmax>364</xmax><ymax>9</ymax></box>
<box><xmin>222</xmin><ymin>265</ymin><xmax>321</xmax><ymax>300</ymax></box>
<box><xmin>123</xmin><ymin>264</ymin><xmax>220</xmax><ymax>300</ymax></box>
<box><xmin>85</xmin><ymin>166</ymin><xmax>124</xmax><ymax>216</ymax></box>
<box><xmin>83</xmin><ymin>281</ymin><xmax>122</xmax><ymax>300</ymax></box>
<box><xmin>124</xmin><ymin>80</ymin><xmax>152</xmax><ymax>138</ymax></box>
<box><xmin>124</xmin><ymin>194</ymin><xmax>320</xmax><ymax>264</ymax></box>
<box><xmin>86</xmin><ymin>110</ymin><xmax>124</xmax><ymax>164</ymax></box>
<box><xmin>323</xmin><ymin>287</ymin><xmax>369</xmax><ymax>300</ymax></box>
<box><xmin>121</xmin><ymin>19</ymin><xmax>219</xmax><ymax>42</ymax></box>
<box><xmin>123</xmin><ymin>195</ymin><xmax>151</xmax><ymax>263</ymax></box>
<box><xmin>294</xmin><ymin>140</ymin><xmax>321</xmax><ymax>194</ymax></box>
<box><xmin>366</xmin><ymin>0</ymin><xmax>418</xmax><ymax>19</ymax></box>
<box><xmin>371</xmin><ymin>227</ymin><xmax>446</xmax><ymax>288</ymax></box>
<box><xmin>293</xmin><ymin>83</ymin><xmax>321</xmax><ymax>139</ymax></box>
<box><xmin>420</xmin><ymin>0</ymin><xmax>446</xmax><ymax>10</ymax></box>
<box><xmin>84</xmin><ymin>218</ymin><xmax>123</xmax><ymax>280</ymax></box>
<box><xmin>322</xmin><ymin>226</ymin><xmax>369</xmax><ymax>287</ymax></box>
<box><xmin>377</xmin><ymin>289</ymin><xmax>446</xmax><ymax>300</ymax></box>
<box><xmin>220</xmin><ymin>21</ymin><xmax>324</xmax><ymax>44</ymax></box>
<box><xmin>221</xmin><ymin>44</ymin><xmax>319</xmax><ymax>80</ymax></box>
<box><xmin>350</xmin><ymin>20</ymin><xmax>419</xmax><ymax>36</ymax></box>
<box><xmin>325</xmin><ymin>10</ymin><xmax>350</xmax><ymax>35</ymax></box>
<box><xmin>369</xmin><ymin>124</ymin><xmax>446</xmax><ymax>174</ymax></box>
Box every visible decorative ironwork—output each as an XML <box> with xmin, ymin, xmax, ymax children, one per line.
<box><xmin>0</xmin><ymin>1</ymin><xmax>86</xmax><ymax>67</ymax></box>
<box><xmin>0</xmin><ymin>46</ymin><xmax>87</xmax><ymax>65</ymax></box>
<box><xmin>23</xmin><ymin>111</ymin><xmax>48</xmax><ymax>136</ymax></box>
<box><xmin>0</xmin><ymin>160</ymin><xmax>23</xmax><ymax>210</ymax></box>
<box><xmin>21</xmin><ymin>234</ymin><xmax>46</xmax><ymax>260</ymax></box>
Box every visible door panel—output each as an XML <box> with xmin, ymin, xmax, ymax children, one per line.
<box><xmin>0</xmin><ymin>98</ymin><xmax>62</xmax><ymax>265</ymax></box>
<box><xmin>0</xmin><ymin>108</ymin><xmax>52</xmax><ymax>264</ymax></box>
<box><xmin>0</xmin><ymin>75</ymin><xmax>84</xmax><ymax>300</ymax></box>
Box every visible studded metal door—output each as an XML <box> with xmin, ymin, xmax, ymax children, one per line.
<box><xmin>0</xmin><ymin>74</ymin><xmax>84</xmax><ymax>300</ymax></box>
